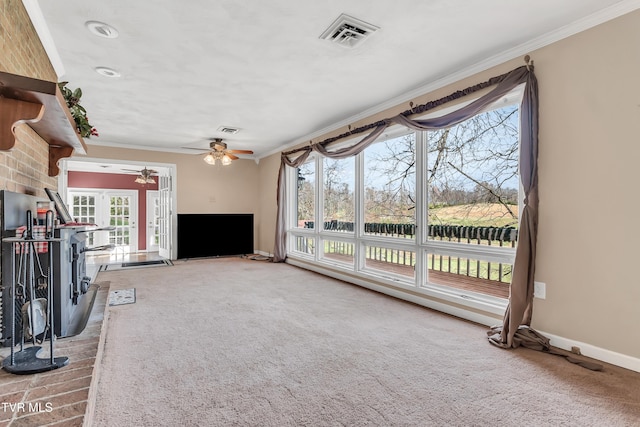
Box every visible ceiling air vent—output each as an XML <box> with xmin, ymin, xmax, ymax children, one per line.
<box><xmin>217</xmin><ymin>126</ymin><xmax>240</xmax><ymax>134</ymax></box>
<box><xmin>319</xmin><ymin>14</ymin><xmax>379</xmax><ymax>48</ymax></box>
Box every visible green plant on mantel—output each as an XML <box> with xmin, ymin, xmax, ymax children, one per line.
<box><xmin>58</xmin><ymin>82</ymin><xmax>99</xmax><ymax>138</ymax></box>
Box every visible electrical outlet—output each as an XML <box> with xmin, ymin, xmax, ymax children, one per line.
<box><xmin>534</xmin><ymin>281</ymin><xmax>546</xmax><ymax>299</ymax></box>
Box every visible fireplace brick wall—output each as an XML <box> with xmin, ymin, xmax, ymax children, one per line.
<box><xmin>0</xmin><ymin>0</ymin><xmax>60</xmax><ymax>198</ymax></box>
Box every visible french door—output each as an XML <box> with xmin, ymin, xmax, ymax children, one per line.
<box><xmin>68</xmin><ymin>189</ymin><xmax>138</xmax><ymax>253</ymax></box>
<box><xmin>146</xmin><ymin>190</ymin><xmax>160</xmax><ymax>252</ymax></box>
<box><xmin>158</xmin><ymin>174</ymin><xmax>172</xmax><ymax>259</ymax></box>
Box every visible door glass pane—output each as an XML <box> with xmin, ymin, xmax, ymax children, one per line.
<box><xmin>71</xmin><ymin>194</ymin><xmax>97</xmax><ymax>245</ymax></box>
<box><xmin>109</xmin><ymin>195</ymin><xmax>132</xmax><ymax>249</ymax></box>
<box><xmin>153</xmin><ymin>196</ymin><xmax>160</xmax><ymax>246</ymax></box>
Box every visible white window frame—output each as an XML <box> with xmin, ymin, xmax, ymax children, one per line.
<box><xmin>286</xmin><ymin>93</ymin><xmax>522</xmax><ymax>317</ymax></box>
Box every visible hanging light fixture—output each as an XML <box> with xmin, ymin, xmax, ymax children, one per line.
<box><xmin>204</xmin><ymin>150</ymin><xmax>225</xmax><ymax>165</ymax></box>
<box><xmin>201</xmin><ymin>138</ymin><xmax>253</xmax><ymax>165</ymax></box>
<box><xmin>135</xmin><ymin>175</ymin><xmax>156</xmax><ymax>184</ymax></box>
<box><xmin>133</xmin><ymin>168</ymin><xmax>157</xmax><ymax>184</ymax></box>
<box><xmin>203</xmin><ymin>139</ymin><xmax>234</xmax><ymax>166</ymax></box>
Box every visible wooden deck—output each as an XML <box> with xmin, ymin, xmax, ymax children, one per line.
<box><xmin>323</xmin><ymin>253</ymin><xmax>510</xmax><ymax>299</ymax></box>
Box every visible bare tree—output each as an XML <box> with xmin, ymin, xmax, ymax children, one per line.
<box><xmin>296</xmin><ymin>162</ymin><xmax>315</xmax><ymax>225</ymax></box>
<box><xmin>295</xmin><ymin>105</ymin><xmax>520</xmax><ymax>229</ymax></box>
<box><xmin>426</xmin><ymin>106</ymin><xmax>519</xmax><ymax>226</ymax></box>
<box><xmin>323</xmin><ymin>158</ymin><xmax>354</xmax><ymax>225</ymax></box>
<box><xmin>365</xmin><ymin>134</ymin><xmax>416</xmax><ymax>224</ymax></box>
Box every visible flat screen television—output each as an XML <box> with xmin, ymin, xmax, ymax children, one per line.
<box><xmin>177</xmin><ymin>213</ymin><xmax>253</xmax><ymax>259</ymax></box>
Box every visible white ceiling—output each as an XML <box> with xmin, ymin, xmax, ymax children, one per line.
<box><xmin>32</xmin><ymin>0</ymin><xmax>639</xmax><ymax>161</ymax></box>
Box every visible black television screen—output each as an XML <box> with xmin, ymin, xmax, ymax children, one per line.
<box><xmin>177</xmin><ymin>213</ymin><xmax>253</xmax><ymax>259</ymax></box>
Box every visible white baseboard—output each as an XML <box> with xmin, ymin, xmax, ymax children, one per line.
<box><xmin>539</xmin><ymin>331</ymin><xmax>640</xmax><ymax>373</ymax></box>
<box><xmin>286</xmin><ymin>258</ymin><xmax>640</xmax><ymax>373</ymax></box>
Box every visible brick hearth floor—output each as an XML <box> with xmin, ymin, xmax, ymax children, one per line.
<box><xmin>0</xmin><ymin>282</ymin><xmax>109</xmax><ymax>427</ymax></box>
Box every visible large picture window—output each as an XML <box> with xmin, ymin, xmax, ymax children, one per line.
<box><xmin>287</xmin><ymin>96</ymin><xmax>520</xmax><ymax>303</ymax></box>
<box><xmin>279</xmin><ymin>64</ymin><xmax>537</xmax><ymax>347</ymax></box>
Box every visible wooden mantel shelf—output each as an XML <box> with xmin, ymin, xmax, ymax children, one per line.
<box><xmin>0</xmin><ymin>71</ymin><xmax>88</xmax><ymax>176</ymax></box>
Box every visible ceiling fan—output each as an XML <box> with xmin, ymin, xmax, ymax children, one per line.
<box><xmin>122</xmin><ymin>167</ymin><xmax>158</xmax><ymax>184</ymax></box>
<box><xmin>198</xmin><ymin>138</ymin><xmax>254</xmax><ymax>166</ymax></box>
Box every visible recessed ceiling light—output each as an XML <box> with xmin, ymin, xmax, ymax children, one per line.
<box><xmin>85</xmin><ymin>21</ymin><xmax>119</xmax><ymax>39</ymax></box>
<box><xmin>95</xmin><ymin>66</ymin><xmax>121</xmax><ymax>78</ymax></box>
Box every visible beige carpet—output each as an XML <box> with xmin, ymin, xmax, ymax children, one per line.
<box><xmin>91</xmin><ymin>257</ymin><xmax>640</xmax><ymax>426</ymax></box>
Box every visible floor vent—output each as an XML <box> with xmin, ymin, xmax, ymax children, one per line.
<box><xmin>319</xmin><ymin>14</ymin><xmax>379</xmax><ymax>48</ymax></box>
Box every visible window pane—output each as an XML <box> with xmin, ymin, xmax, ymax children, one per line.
<box><xmin>364</xmin><ymin>245</ymin><xmax>415</xmax><ymax>279</ymax></box>
<box><xmin>363</xmin><ymin>133</ymin><xmax>416</xmax><ymax>239</ymax></box>
<box><xmin>322</xmin><ymin>240</ymin><xmax>354</xmax><ymax>265</ymax></box>
<box><xmin>427</xmin><ymin>106</ymin><xmax>519</xmax><ymax>246</ymax></box>
<box><xmin>323</xmin><ymin>158</ymin><xmax>354</xmax><ymax>231</ymax></box>
<box><xmin>294</xmin><ymin>236</ymin><xmax>315</xmax><ymax>255</ymax></box>
<box><xmin>296</xmin><ymin>160</ymin><xmax>315</xmax><ymax>228</ymax></box>
<box><xmin>426</xmin><ymin>254</ymin><xmax>511</xmax><ymax>299</ymax></box>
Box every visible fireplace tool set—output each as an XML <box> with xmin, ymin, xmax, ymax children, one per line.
<box><xmin>2</xmin><ymin>210</ymin><xmax>69</xmax><ymax>374</ymax></box>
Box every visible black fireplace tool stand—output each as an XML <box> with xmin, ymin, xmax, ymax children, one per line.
<box><xmin>2</xmin><ymin>211</ymin><xmax>69</xmax><ymax>374</ymax></box>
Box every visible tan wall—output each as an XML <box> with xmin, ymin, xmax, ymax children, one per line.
<box><xmin>0</xmin><ymin>0</ymin><xmax>59</xmax><ymax>197</ymax></box>
<box><xmin>529</xmin><ymin>11</ymin><xmax>640</xmax><ymax>358</ymax></box>
<box><xmin>76</xmin><ymin>144</ymin><xmax>261</xmax><ymax>248</ymax></box>
<box><xmin>256</xmin><ymin>153</ymin><xmax>281</xmax><ymax>254</ymax></box>
<box><xmin>256</xmin><ymin>10</ymin><xmax>640</xmax><ymax>360</ymax></box>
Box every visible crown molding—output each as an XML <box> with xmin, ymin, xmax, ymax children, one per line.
<box><xmin>261</xmin><ymin>0</ymin><xmax>640</xmax><ymax>160</ymax></box>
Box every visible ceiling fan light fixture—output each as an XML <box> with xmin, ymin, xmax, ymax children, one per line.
<box><xmin>204</xmin><ymin>153</ymin><xmax>217</xmax><ymax>165</ymax></box>
<box><xmin>132</xmin><ymin>167</ymin><xmax>158</xmax><ymax>184</ymax></box>
<box><xmin>221</xmin><ymin>154</ymin><xmax>232</xmax><ymax>166</ymax></box>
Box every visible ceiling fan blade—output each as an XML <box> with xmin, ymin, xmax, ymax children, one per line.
<box><xmin>182</xmin><ymin>147</ymin><xmax>209</xmax><ymax>151</ymax></box>
<box><xmin>226</xmin><ymin>153</ymin><xmax>239</xmax><ymax>161</ymax></box>
<box><xmin>225</xmin><ymin>149</ymin><xmax>253</xmax><ymax>154</ymax></box>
